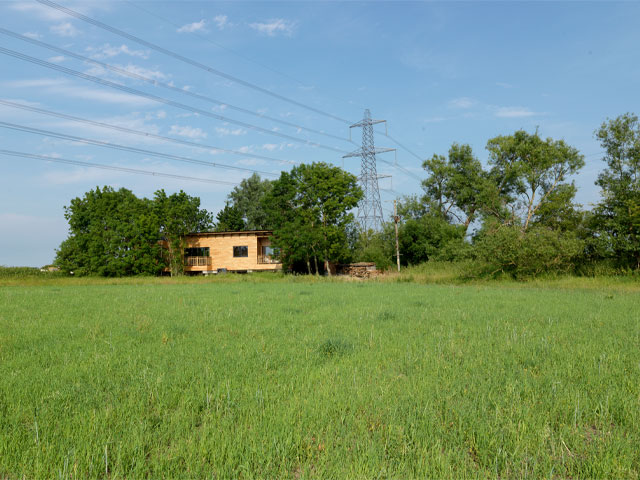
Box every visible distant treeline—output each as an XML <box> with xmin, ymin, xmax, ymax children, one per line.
<box><xmin>54</xmin><ymin>113</ymin><xmax>640</xmax><ymax>278</ymax></box>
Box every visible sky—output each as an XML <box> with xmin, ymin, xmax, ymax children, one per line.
<box><xmin>1</xmin><ymin>0</ymin><xmax>639</xmax><ymax>267</ymax></box>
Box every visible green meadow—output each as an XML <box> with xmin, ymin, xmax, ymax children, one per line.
<box><xmin>1</xmin><ymin>276</ymin><xmax>639</xmax><ymax>478</ymax></box>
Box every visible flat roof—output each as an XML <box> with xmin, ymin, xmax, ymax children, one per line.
<box><xmin>186</xmin><ymin>230</ymin><xmax>273</xmax><ymax>236</ymax></box>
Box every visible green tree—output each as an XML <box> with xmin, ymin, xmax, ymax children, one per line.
<box><xmin>422</xmin><ymin>143</ymin><xmax>496</xmax><ymax>232</ymax></box>
<box><xmin>154</xmin><ymin>189</ymin><xmax>213</xmax><ymax>276</ymax></box>
<box><xmin>227</xmin><ymin>173</ymin><xmax>273</xmax><ymax>230</ymax></box>
<box><xmin>591</xmin><ymin>113</ymin><xmax>640</xmax><ymax>268</ymax></box>
<box><xmin>55</xmin><ymin>186</ymin><xmax>163</xmax><ymax>276</ymax></box>
<box><xmin>486</xmin><ymin>130</ymin><xmax>584</xmax><ymax>231</ymax></box>
<box><xmin>263</xmin><ymin>163</ymin><xmax>362</xmax><ymax>274</ymax></box>
<box><xmin>215</xmin><ymin>202</ymin><xmax>246</xmax><ymax>232</ymax></box>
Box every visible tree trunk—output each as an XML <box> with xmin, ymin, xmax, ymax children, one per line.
<box><xmin>305</xmin><ymin>255</ymin><xmax>311</xmax><ymax>275</ymax></box>
<box><xmin>313</xmin><ymin>256</ymin><xmax>320</xmax><ymax>276</ymax></box>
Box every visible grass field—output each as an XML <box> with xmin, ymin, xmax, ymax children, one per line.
<box><xmin>1</xmin><ymin>276</ymin><xmax>639</xmax><ymax>478</ymax></box>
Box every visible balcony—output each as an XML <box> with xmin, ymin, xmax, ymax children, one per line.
<box><xmin>184</xmin><ymin>256</ymin><xmax>212</xmax><ymax>267</ymax></box>
<box><xmin>258</xmin><ymin>254</ymin><xmax>281</xmax><ymax>264</ymax></box>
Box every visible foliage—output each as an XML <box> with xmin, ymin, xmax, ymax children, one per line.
<box><xmin>154</xmin><ymin>189</ymin><xmax>213</xmax><ymax>276</ymax></box>
<box><xmin>475</xmin><ymin>224</ymin><xmax>585</xmax><ymax>278</ymax></box>
<box><xmin>397</xmin><ymin>211</ymin><xmax>467</xmax><ymax>265</ymax></box>
<box><xmin>486</xmin><ymin>130</ymin><xmax>585</xmax><ymax>231</ymax></box>
<box><xmin>590</xmin><ymin>113</ymin><xmax>640</xmax><ymax>269</ymax></box>
<box><xmin>215</xmin><ymin>201</ymin><xmax>246</xmax><ymax>232</ymax></box>
<box><xmin>55</xmin><ymin>186</ymin><xmax>163</xmax><ymax>276</ymax></box>
<box><xmin>55</xmin><ymin>186</ymin><xmax>211</xmax><ymax>277</ymax></box>
<box><xmin>263</xmin><ymin>162</ymin><xmax>362</xmax><ymax>273</ymax></box>
<box><xmin>352</xmin><ymin>228</ymin><xmax>394</xmax><ymax>270</ymax></box>
<box><xmin>422</xmin><ymin>143</ymin><xmax>495</xmax><ymax>231</ymax></box>
<box><xmin>227</xmin><ymin>173</ymin><xmax>273</xmax><ymax>230</ymax></box>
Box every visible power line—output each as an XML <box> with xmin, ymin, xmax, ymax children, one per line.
<box><xmin>0</xmin><ymin>149</ymin><xmax>239</xmax><ymax>185</ymax></box>
<box><xmin>124</xmin><ymin>0</ymin><xmax>370</xmax><ymax>113</ymax></box>
<box><xmin>0</xmin><ymin>121</ymin><xmax>279</xmax><ymax>177</ymax></box>
<box><xmin>36</xmin><ymin>0</ymin><xmax>354</xmax><ymax>125</ymax></box>
<box><xmin>0</xmin><ymin>47</ymin><xmax>351</xmax><ymax>154</ymax></box>
<box><xmin>0</xmin><ymin>27</ymin><xmax>351</xmax><ymax>145</ymax></box>
<box><xmin>0</xmin><ymin>99</ymin><xmax>298</xmax><ymax>166</ymax></box>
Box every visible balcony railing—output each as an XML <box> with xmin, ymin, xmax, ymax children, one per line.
<box><xmin>184</xmin><ymin>256</ymin><xmax>212</xmax><ymax>267</ymax></box>
<box><xmin>258</xmin><ymin>255</ymin><xmax>281</xmax><ymax>264</ymax></box>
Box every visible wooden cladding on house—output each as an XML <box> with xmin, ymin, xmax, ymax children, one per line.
<box><xmin>181</xmin><ymin>231</ymin><xmax>281</xmax><ymax>272</ymax></box>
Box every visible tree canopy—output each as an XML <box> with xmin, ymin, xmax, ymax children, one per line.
<box><xmin>263</xmin><ymin>162</ymin><xmax>362</xmax><ymax>274</ymax></box>
<box><xmin>55</xmin><ymin>187</ymin><xmax>212</xmax><ymax>276</ymax></box>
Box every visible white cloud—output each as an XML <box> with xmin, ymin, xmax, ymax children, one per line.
<box><xmin>86</xmin><ymin>44</ymin><xmax>149</xmax><ymax>60</ymax></box>
<box><xmin>3</xmin><ymin>77</ymin><xmax>153</xmax><ymax>106</ymax></box>
<box><xmin>249</xmin><ymin>19</ymin><xmax>295</xmax><ymax>37</ymax></box>
<box><xmin>496</xmin><ymin>82</ymin><xmax>513</xmax><ymax>89</ymax></box>
<box><xmin>262</xmin><ymin>143</ymin><xmax>278</xmax><ymax>151</ymax></box>
<box><xmin>22</xmin><ymin>32</ymin><xmax>42</xmax><ymax>40</ymax></box>
<box><xmin>47</xmin><ymin>56</ymin><xmax>66</xmax><ymax>63</ymax></box>
<box><xmin>215</xmin><ymin>127</ymin><xmax>247</xmax><ymax>136</ymax></box>
<box><xmin>117</xmin><ymin>63</ymin><xmax>168</xmax><ymax>81</ymax></box>
<box><xmin>494</xmin><ymin>106</ymin><xmax>538</xmax><ymax>118</ymax></box>
<box><xmin>169</xmin><ymin>125</ymin><xmax>207</xmax><ymax>139</ymax></box>
<box><xmin>50</xmin><ymin>22</ymin><xmax>80</xmax><ymax>37</ymax></box>
<box><xmin>449</xmin><ymin>97</ymin><xmax>475</xmax><ymax>109</ymax></box>
<box><xmin>177</xmin><ymin>20</ymin><xmax>207</xmax><ymax>33</ymax></box>
<box><xmin>213</xmin><ymin>15</ymin><xmax>229</xmax><ymax>30</ymax></box>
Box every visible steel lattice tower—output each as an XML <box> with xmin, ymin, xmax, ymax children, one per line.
<box><xmin>343</xmin><ymin>109</ymin><xmax>395</xmax><ymax>231</ymax></box>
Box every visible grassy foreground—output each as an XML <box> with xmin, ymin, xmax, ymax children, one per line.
<box><xmin>0</xmin><ymin>277</ymin><xmax>639</xmax><ymax>478</ymax></box>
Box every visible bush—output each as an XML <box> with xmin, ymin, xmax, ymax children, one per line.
<box><xmin>475</xmin><ymin>226</ymin><xmax>585</xmax><ymax>278</ymax></box>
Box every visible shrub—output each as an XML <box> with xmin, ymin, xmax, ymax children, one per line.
<box><xmin>475</xmin><ymin>226</ymin><xmax>585</xmax><ymax>278</ymax></box>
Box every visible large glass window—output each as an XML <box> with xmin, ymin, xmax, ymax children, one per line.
<box><xmin>262</xmin><ymin>246</ymin><xmax>278</xmax><ymax>258</ymax></box>
<box><xmin>233</xmin><ymin>246</ymin><xmax>248</xmax><ymax>257</ymax></box>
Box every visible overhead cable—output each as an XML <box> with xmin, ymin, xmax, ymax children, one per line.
<box><xmin>36</xmin><ymin>0</ymin><xmax>354</xmax><ymax>125</ymax></box>
<box><xmin>0</xmin><ymin>99</ymin><xmax>298</xmax><ymax>165</ymax></box>
<box><xmin>0</xmin><ymin>46</ymin><xmax>350</xmax><ymax>154</ymax></box>
<box><xmin>0</xmin><ymin>149</ymin><xmax>239</xmax><ymax>185</ymax></box>
<box><xmin>0</xmin><ymin>121</ymin><xmax>279</xmax><ymax>177</ymax></box>
<box><xmin>0</xmin><ymin>28</ymin><xmax>350</xmax><ymax>144</ymax></box>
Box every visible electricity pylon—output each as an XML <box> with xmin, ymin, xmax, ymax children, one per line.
<box><xmin>342</xmin><ymin>109</ymin><xmax>395</xmax><ymax>231</ymax></box>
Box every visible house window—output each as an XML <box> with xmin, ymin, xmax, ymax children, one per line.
<box><xmin>184</xmin><ymin>247</ymin><xmax>209</xmax><ymax>257</ymax></box>
<box><xmin>233</xmin><ymin>246</ymin><xmax>248</xmax><ymax>257</ymax></box>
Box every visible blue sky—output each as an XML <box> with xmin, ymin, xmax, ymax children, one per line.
<box><xmin>1</xmin><ymin>1</ymin><xmax>639</xmax><ymax>267</ymax></box>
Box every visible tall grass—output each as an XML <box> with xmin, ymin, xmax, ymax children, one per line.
<box><xmin>0</xmin><ymin>280</ymin><xmax>638</xmax><ymax>478</ymax></box>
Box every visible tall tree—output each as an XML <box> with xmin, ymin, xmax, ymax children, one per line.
<box><xmin>55</xmin><ymin>187</ymin><xmax>163</xmax><ymax>276</ymax></box>
<box><xmin>592</xmin><ymin>113</ymin><xmax>640</xmax><ymax>268</ymax></box>
<box><xmin>154</xmin><ymin>189</ymin><xmax>213</xmax><ymax>276</ymax></box>
<box><xmin>486</xmin><ymin>130</ymin><xmax>584</xmax><ymax>231</ymax></box>
<box><xmin>422</xmin><ymin>143</ymin><xmax>495</xmax><ymax>232</ymax></box>
<box><xmin>227</xmin><ymin>173</ymin><xmax>273</xmax><ymax>230</ymax></box>
<box><xmin>215</xmin><ymin>202</ymin><xmax>246</xmax><ymax>232</ymax></box>
<box><xmin>263</xmin><ymin>163</ymin><xmax>362</xmax><ymax>274</ymax></box>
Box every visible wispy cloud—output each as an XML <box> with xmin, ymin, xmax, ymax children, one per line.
<box><xmin>47</xmin><ymin>56</ymin><xmax>66</xmax><ymax>63</ymax></box>
<box><xmin>494</xmin><ymin>106</ymin><xmax>538</xmax><ymax>118</ymax></box>
<box><xmin>3</xmin><ymin>77</ymin><xmax>154</xmax><ymax>106</ymax></box>
<box><xmin>448</xmin><ymin>97</ymin><xmax>475</xmax><ymax>109</ymax></box>
<box><xmin>22</xmin><ymin>32</ymin><xmax>42</xmax><ymax>40</ymax></box>
<box><xmin>215</xmin><ymin>127</ymin><xmax>247</xmax><ymax>136</ymax></box>
<box><xmin>249</xmin><ymin>19</ymin><xmax>295</xmax><ymax>37</ymax></box>
<box><xmin>86</xmin><ymin>44</ymin><xmax>149</xmax><ymax>60</ymax></box>
<box><xmin>213</xmin><ymin>15</ymin><xmax>230</xmax><ymax>30</ymax></box>
<box><xmin>169</xmin><ymin>125</ymin><xmax>207</xmax><ymax>139</ymax></box>
<box><xmin>496</xmin><ymin>82</ymin><xmax>513</xmax><ymax>89</ymax></box>
<box><xmin>177</xmin><ymin>20</ymin><xmax>207</xmax><ymax>33</ymax></box>
<box><xmin>50</xmin><ymin>22</ymin><xmax>80</xmax><ymax>37</ymax></box>
<box><xmin>262</xmin><ymin>143</ymin><xmax>278</xmax><ymax>152</ymax></box>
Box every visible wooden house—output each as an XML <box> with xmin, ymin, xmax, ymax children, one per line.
<box><xmin>181</xmin><ymin>230</ymin><xmax>281</xmax><ymax>274</ymax></box>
